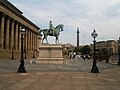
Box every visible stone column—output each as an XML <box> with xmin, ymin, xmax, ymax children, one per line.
<box><xmin>15</xmin><ymin>22</ymin><xmax>18</xmax><ymax>50</ymax></box>
<box><xmin>32</xmin><ymin>32</ymin><xmax>33</xmax><ymax>51</ymax></box>
<box><xmin>29</xmin><ymin>30</ymin><xmax>31</xmax><ymax>51</ymax></box>
<box><xmin>17</xmin><ymin>23</ymin><xmax>20</xmax><ymax>50</ymax></box>
<box><xmin>36</xmin><ymin>34</ymin><xmax>38</xmax><ymax>49</ymax></box>
<box><xmin>32</xmin><ymin>32</ymin><xmax>35</xmax><ymax>50</ymax></box>
<box><xmin>19</xmin><ymin>25</ymin><xmax>22</xmax><ymax>50</ymax></box>
<box><xmin>30</xmin><ymin>31</ymin><xmax>32</xmax><ymax>51</ymax></box>
<box><xmin>0</xmin><ymin>13</ymin><xmax>5</xmax><ymax>49</ymax></box>
<box><xmin>38</xmin><ymin>35</ymin><xmax>41</xmax><ymax>47</ymax></box>
<box><xmin>37</xmin><ymin>36</ymin><xmax>39</xmax><ymax>47</ymax></box>
<box><xmin>6</xmin><ymin>16</ymin><xmax>10</xmax><ymax>50</ymax></box>
<box><xmin>27</xmin><ymin>29</ymin><xmax>29</xmax><ymax>51</ymax></box>
<box><xmin>10</xmin><ymin>19</ymin><xmax>15</xmax><ymax>50</ymax></box>
<box><xmin>28</xmin><ymin>29</ymin><xmax>30</xmax><ymax>51</ymax></box>
<box><xmin>34</xmin><ymin>33</ymin><xmax>37</xmax><ymax>50</ymax></box>
<box><xmin>36</xmin><ymin>34</ymin><xmax>39</xmax><ymax>48</ymax></box>
<box><xmin>25</xmin><ymin>28</ymin><xmax>28</xmax><ymax>51</ymax></box>
<box><xmin>34</xmin><ymin>33</ymin><xmax>36</xmax><ymax>50</ymax></box>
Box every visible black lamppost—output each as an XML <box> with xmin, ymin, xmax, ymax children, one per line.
<box><xmin>117</xmin><ymin>37</ymin><xmax>120</xmax><ymax>65</ymax></box>
<box><xmin>91</xmin><ymin>29</ymin><xmax>99</xmax><ymax>73</ymax></box>
<box><xmin>17</xmin><ymin>28</ymin><xmax>26</xmax><ymax>73</ymax></box>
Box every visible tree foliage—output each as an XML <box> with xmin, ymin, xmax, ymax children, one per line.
<box><xmin>79</xmin><ymin>45</ymin><xmax>91</xmax><ymax>55</ymax></box>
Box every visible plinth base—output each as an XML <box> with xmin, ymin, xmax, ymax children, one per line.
<box><xmin>37</xmin><ymin>44</ymin><xmax>64</xmax><ymax>64</ymax></box>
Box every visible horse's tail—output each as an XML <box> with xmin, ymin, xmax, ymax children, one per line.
<box><xmin>39</xmin><ymin>30</ymin><xmax>43</xmax><ymax>34</ymax></box>
<box><xmin>38</xmin><ymin>30</ymin><xmax>42</xmax><ymax>36</ymax></box>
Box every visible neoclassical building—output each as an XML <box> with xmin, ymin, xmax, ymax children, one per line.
<box><xmin>90</xmin><ymin>40</ymin><xmax>118</xmax><ymax>55</ymax></box>
<box><xmin>0</xmin><ymin>0</ymin><xmax>41</xmax><ymax>59</ymax></box>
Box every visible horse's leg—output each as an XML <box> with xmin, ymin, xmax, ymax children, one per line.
<box><xmin>45</xmin><ymin>36</ymin><xmax>49</xmax><ymax>44</ymax></box>
<box><xmin>55</xmin><ymin>36</ymin><xmax>59</xmax><ymax>44</ymax></box>
<box><xmin>45</xmin><ymin>38</ymin><xmax>48</xmax><ymax>44</ymax></box>
<box><xmin>55</xmin><ymin>36</ymin><xmax>57</xmax><ymax>44</ymax></box>
<box><xmin>58</xmin><ymin>36</ymin><xmax>59</xmax><ymax>44</ymax></box>
<box><xmin>42</xmin><ymin>37</ymin><xmax>45</xmax><ymax>43</ymax></box>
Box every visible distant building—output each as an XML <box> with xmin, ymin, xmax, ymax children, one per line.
<box><xmin>0</xmin><ymin>0</ymin><xmax>42</xmax><ymax>59</ymax></box>
<box><xmin>62</xmin><ymin>43</ymin><xmax>75</xmax><ymax>58</ymax></box>
<box><xmin>90</xmin><ymin>40</ymin><xmax>118</xmax><ymax>55</ymax></box>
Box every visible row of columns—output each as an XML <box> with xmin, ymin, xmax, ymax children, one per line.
<box><xmin>0</xmin><ymin>12</ymin><xmax>38</xmax><ymax>51</ymax></box>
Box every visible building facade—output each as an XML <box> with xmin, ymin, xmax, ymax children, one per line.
<box><xmin>0</xmin><ymin>0</ymin><xmax>41</xmax><ymax>59</ymax></box>
<box><xmin>90</xmin><ymin>40</ymin><xmax>118</xmax><ymax>55</ymax></box>
<box><xmin>62</xmin><ymin>43</ymin><xmax>75</xmax><ymax>58</ymax></box>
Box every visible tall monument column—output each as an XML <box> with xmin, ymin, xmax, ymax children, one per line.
<box><xmin>77</xmin><ymin>27</ymin><xmax>80</xmax><ymax>49</ymax></box>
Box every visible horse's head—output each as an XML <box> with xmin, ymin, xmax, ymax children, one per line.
<box><xmin>55</xmin><ymin>24</ymin><xmax>64</xmax><ymax>31</ymax></box>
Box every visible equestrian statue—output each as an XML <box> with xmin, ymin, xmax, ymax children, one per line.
<box><xmin>38</xmin><ymin>20</ymin><xmax>64</xmax><ymax>44</ymax></box>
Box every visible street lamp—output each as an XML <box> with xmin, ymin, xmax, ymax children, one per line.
<box><xmin>17</xmin><ymin>28</ymin><xmax>26</xmax><ymax>73</ymax></box>
<box><xmin>117</xmin><ymin>37</ymin><xmax>120</xmax><ymax>65</ymax></box>
<box><xmin>91</xmin><ymin>29</ymin><xmax>99</xmax><ymax>73</ymax></box>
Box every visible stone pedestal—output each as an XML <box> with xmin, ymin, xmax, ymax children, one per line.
<box><xmin>37</xmin><ymin>44</ymin><xmax>64</xmax><ymax>64</ymax></box>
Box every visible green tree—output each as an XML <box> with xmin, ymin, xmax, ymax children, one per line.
<box><xmin>80</xmin><ymin>45</ymin><xmax>91</xmax><ymax>55</ymax></box>
<box><xmin>74</xmin><ymin>47</ymin><xmax>80</xmax><ymax>52</ymax></box>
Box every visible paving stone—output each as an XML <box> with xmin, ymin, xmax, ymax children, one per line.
<box><xmin>0</xmin><ymin>58</ymin><xmax>120</xmax><ymax>90</ymax></box>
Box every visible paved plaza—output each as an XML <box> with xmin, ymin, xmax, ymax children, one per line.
<box><xmin>0</xmin><ymin>58</ymin><xmax>120</xmax><ymax>90</ymax></box>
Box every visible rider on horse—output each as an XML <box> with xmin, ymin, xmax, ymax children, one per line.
<box><xmin>49</xmin><ymin>20</ymin><xmax>55</xmax><ymax>35</ymax></box>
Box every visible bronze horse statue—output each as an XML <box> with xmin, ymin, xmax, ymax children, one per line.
<box><xmin>38</xmin><ymin>24</ymin><xmax>64</xmax><ymax>44</ymax></box>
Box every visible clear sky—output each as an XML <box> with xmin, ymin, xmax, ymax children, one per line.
<box><xmin>9</xmin><ymin>0</ymin><xmax>120</xmax><ymax>46</ymax></box>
